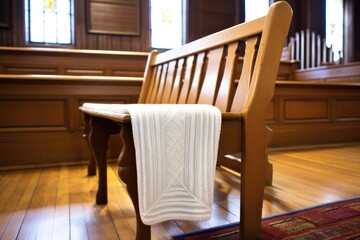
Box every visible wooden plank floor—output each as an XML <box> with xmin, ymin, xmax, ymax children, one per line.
<box><xmin>0</xmin><ymin>144</ymin><xmax>359</xmax><ymax>239</ymax></box>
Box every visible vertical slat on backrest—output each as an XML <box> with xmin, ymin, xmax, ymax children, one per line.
<box><xmin>197</xmin><ymin>47</ymin><xmax>226</xmax><ymax>105</ymax></box>
<box><xmin>144</xmin><ymin>65</ymin><xmax>159</xmax><ymax>103</ymax></box>
<box><xmin>149</xmin><ymin>65</ymin><xmax>164</xmax><ymax>103</ymax></box>
<box><xmin>214</xmin><ymin>42</ymin><xmax>239</xmax><ymax>112</ymax></box>
<box><xmin>148</xmin><ymin>65</ymin><xmax>163</xmax><ymax>103</ymax></box>
<box><xmin>169</xmin><ymin>58</ymin><xmax>185</xmax><ymax>104</ymax></box>
<box><xmin>230</xmin><ymin>37</ymin><xmax>260</xmax><ymax>112</ymax></box>
<box><xmin>155</xmin><ymin>63</ymin><xmax>168</xmax><ymax>103</ymax></box>
<box><xmin>160</xmin><ymin>60</ymin><xmax>177</xmax><ymax>103</ymax></box>
<box><xmin>186</xmin><ymin>52</ymin><xmax>206</xmax><ymax>104</ymax></box>
<box><xmin>138</xmin><ymin>50</ymin><xmax>159</xmax><ymax>103</ymax></box>
<box><xmin>177</xmin><ymin>55</ymin><xmax>195</xmax><ymax>104</ymax></box>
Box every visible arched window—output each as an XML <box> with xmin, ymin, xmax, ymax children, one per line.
<box><xmin>25</xmin><ymin>0</ymin><xmax>74</xmax><ymax>45</ymax></box>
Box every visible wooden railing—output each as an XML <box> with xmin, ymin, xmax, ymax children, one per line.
<box><xmin>284</xmin><ymin>29</ymin><xmax>336</xmax><ymax>69</ymax></box>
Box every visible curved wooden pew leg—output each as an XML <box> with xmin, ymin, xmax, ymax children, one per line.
<box><xmin>83</xmin><ymin>113</ymin><xmax>96</xmax><ymax>176</ymax></box>
<box><xmin>89</xmin><ymin>116</ymin><xmax>120</xmax><ymax>205</ymax></box>
<box><xmin>118</xmin><ymin>124</ymin><xmax>151</xmax><ymax>240</ymax></box>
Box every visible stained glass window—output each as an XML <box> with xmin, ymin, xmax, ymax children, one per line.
<box><xmin>326</xmin><ymin>0</ymin><xmax>343</xmax><ymax>61</ymax></box>
<box><xmin>150</xmin><ymin>0</ymin><xmax>184</xmax><ymax>49</ymax></box>
<box><xmin>25</xmin><ymin>0</ymin><xmax>74</xmax><ymax>45</ymax></box>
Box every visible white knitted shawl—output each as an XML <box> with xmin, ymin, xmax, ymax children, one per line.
<box><xmin>82</xmin><ymin>103</ymin><xmax>222</xmax><ymax>225</ymax></box>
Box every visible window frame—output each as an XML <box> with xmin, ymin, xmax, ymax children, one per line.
<box><xmin>24</xmin><ymin>0</ymin><xmax>75</xmax><ymax>47</ymax></box>
<box><xmin>149</xmin><ymin>0</ymin><xmax>186</xmax><ymax>50</ymax></box>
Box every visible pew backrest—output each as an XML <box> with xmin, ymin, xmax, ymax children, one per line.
<box><xmin>138</xmin><ymin>1</ymin><xmax>292</xmax><ymax>121</ymax></box>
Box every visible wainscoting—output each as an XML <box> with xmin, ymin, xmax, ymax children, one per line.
<box><xmin>268</xmin><ymin>81</ymin><xmax>360</xmax><ymax>147</ymax></box>
<box><xmin>0</xmin><ymin>75</ymin><xmax>142</xmax><ymax>167</ymax></box>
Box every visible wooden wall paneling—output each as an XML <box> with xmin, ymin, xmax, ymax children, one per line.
<box><xmin>87</xmin><ymin>0</ymin><xmax>140</xmax><ymax>35</ymax></box>
<box><xmin>283</xmin><ymin>99</ymin><xmax>329</xmax><ymax>122</ymax></box>
<box><xmin>0</xmin><ymin>0</ymin><xmax>10</xmax><ymax>27</ymax></box>
<box><xmin>0</xmin><ymin>98</ymin><xmax>67</xmax><ymax>129</ymax></box>
<box><xmin>0</xmin><ymin>47</ymin><xmax>149</xmax><ymax>77</ymax></box>
<box><xmin>346</xmin><ymin>0</ymin><xmax>360</xmax><ymax>62</ymax></box>
<box><xmin>186</xmin><ymin>0</ymin><xmax>241</xmax><ymax>42</ymax></box>
<box><xmin>265</xmin><ymin>100</ymin><xmax>277</xmax><ymax>123</ymax></box>
<box><xmin>336</xmin><ymin>99</ymin><xmax>360</xmax><ymax>120</ymax></box>
<box><xmin>268</xmin><ymin>81</ymin><xmax>360</xmax><ymax>147</ymax></box>
<box><xmin>0</xmin><ymin>0</ymin><xmax>14</xmax><ymax>46</ymax></box>
<box><xmin>293</xmin><ymin>62</ymin><xmax>360</xmax><ymax>82</ymax></box>
<box><xmin>11</xmin><ymin>0</ymin><xmax>25</xmax><ymax>47</ymax></box>
<box><xmin>0</xmin><ymin>74</ymin><xmax>142</xmax><ymax>167</ymax></box>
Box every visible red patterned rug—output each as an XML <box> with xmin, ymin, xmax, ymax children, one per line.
<box><xmin>173</xmin><ymin>197</ymin><xmax>360</xmax><ymax>239</ymax></box>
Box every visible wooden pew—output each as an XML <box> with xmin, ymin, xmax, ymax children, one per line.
<box><xmin>0</xmin><ymin>47</ymin><xmax>148</xmax><ymax>77</ymax></box>
<box><xmin>0</xmin><ymin>74</ymin><xmax>143</xmax><ymax>168</ymax></box>
<box><xmin>0</xmin><ymin>48</ymin><xmax>148</xmax><ymax>168</ymax></box>
<box><xmin>79</xmin><ymin>2</ymin><xmax>292</xmax><ymax>239</ymax></box>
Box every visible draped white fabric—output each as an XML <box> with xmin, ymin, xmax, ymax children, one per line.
<box><xmin>82</xmin><ymin>103</ymin><xmax>222</xmax><ymax>225</ymax></box>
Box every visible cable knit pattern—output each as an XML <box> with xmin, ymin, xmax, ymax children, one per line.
<box><xmin>127</xmin><ymin>104</ymin><xmax>221</xmax><ymax>225</ymax></box>
<box><xmin>81</xmin><ymin>103</ymin><xmax>222</xmax><ymax>225</ymax></box>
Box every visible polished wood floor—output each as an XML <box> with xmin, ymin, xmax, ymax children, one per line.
<box><xmin>0</xmin><ymin>144</ymin><xmax>359</xmax><ymax>240</ymax></box>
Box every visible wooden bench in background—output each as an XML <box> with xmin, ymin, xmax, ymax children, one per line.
<box><xmin>0</xmin><ymin>48</ymin><xmax>148</xmax><ymax>168</ymax></box>
<box><xmin>79</xmin><ymin>2</ymin><xmax>292</xmax><ymax>239</ymax></box>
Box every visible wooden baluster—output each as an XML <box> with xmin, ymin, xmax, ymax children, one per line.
<box><xmin>311</xmin><ymin>31</ymin><xmax>315</xmax><ymax>68</ymax></box>
<box><xmin>290</xmin><ymin>37</ymin><xmax>295</xmax><ymax>61</ymax></box>
<box><xmin>300</xmin><ymin>30</ymin><xmax>305</xmax><ymax>69</ymax></box>
<box><xmin>306</xmin><ymin>29</ymin><xmax>310</xmax><ymax>69</ymax></box>
<box><xmin>317</xmin><ymin>35</ymin><xmax>321</xmax><ymax>67</ymax></box>
<box><xmin>329</xmin><ymin>45</ymin><xmax>334</xmax><ymax>63</ymax></box>
<box><xmin>118</xmin><ymin>124</ymin><xmax>151</xmax><ymax>240</ymax></box>
<box><xmin>295</xmin><ymin>32</ymin><xmax>300</xmax><ymax>62</ymax></box>
<box><xmin>322</xmin><ymin>39</ymin><xmax>327</xmax><ymax>64</ymax></box>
